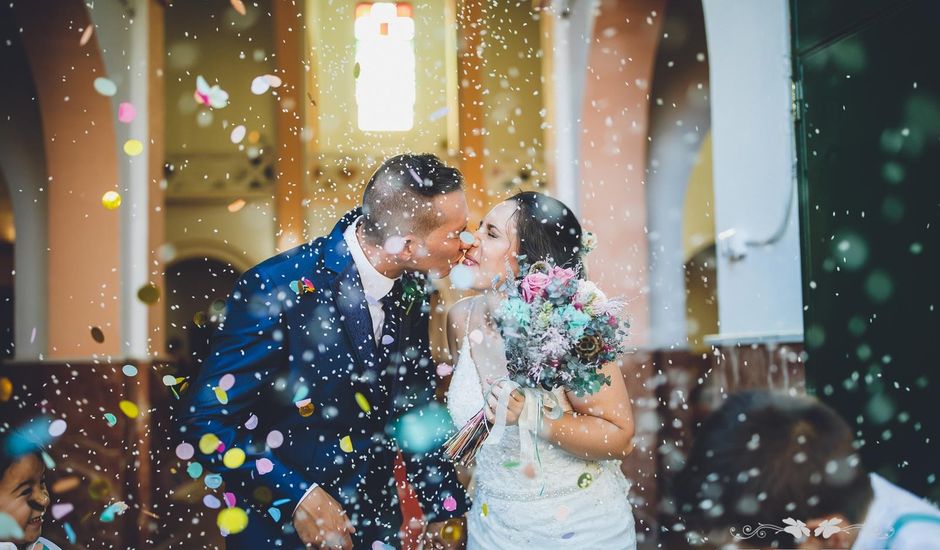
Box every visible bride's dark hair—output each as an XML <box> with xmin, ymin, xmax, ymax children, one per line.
<box><xmin>507</xmin><ymin>191</ymin><xmax>585</xmax><ymax>277</ymax></box>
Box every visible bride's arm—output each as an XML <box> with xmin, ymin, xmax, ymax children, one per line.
<box><xmin>539</xmin><ymin>362</ymin><xmax>635</xmax><ymax>460</ymax></box>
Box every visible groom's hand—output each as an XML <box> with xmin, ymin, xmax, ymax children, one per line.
<box><xmin>293</xmin><ymin>486</ymin><xmax>354</xmax><ymax>549</ymax></box>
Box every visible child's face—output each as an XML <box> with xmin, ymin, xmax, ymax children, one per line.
<box><xmin>0</xmin><ymin>454</ymin><xmax>48</xmax><ymax>544</ymax></box>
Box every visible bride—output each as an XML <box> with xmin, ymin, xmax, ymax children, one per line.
<box><xmin>445</xmin><ymin>191</ymin><xmax>637</xmax><ymax>549</ymax></box>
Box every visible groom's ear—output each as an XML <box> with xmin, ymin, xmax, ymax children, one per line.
<box><xmin>398</xmin><ymin>234</ymin><xmax>419</xmax><ymax>261</ymax></box>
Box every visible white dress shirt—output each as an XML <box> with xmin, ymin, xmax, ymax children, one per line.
<box><xmin>295</xmin><ymin>217</ymin><xmax>398</xmax><ymax>514</ymax></box>
<box><xmin>343</xmin><ymin>217</ymin><xmax>397</xmax><ymax>344</ymax></box>
<box><xmin>852</xmin><ymin>474</ymin><xmax>940</xmax><ymax>549</ymax></box>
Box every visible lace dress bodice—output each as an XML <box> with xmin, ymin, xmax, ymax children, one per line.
<box><xmin>445</xmin><ymin>301</ymin><xmax>636</xmax><ymax>549</ymax></box>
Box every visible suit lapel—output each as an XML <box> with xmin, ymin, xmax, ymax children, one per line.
<box><xmin>332</xmin><ymin>259</ymin><xmax>379</xmax><ymax>372</ymax></box>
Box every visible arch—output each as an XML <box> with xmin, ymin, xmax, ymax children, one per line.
<box><xmin>166</xmin><ymin>238</ymin><xmax>256</xmax><ymax>274</ymax></box>
<box><xmin>0</xmin><ymin>4</ymin><xmax>49</xmax><ymax>360</ymax></box>
<box><xmin>644</xmin><ymin>0</ymin><xmax>712</xmax><ymax>350</ymax></box>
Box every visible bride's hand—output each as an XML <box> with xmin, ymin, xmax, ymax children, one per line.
<box><xmin>484</xmin><ymin>379</ymin><xmax>525</xmax><ymax>426</ymax></box>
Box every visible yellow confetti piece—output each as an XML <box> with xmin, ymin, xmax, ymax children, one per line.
<box><xmin>481</xmin><ymin>502</ymin><xmax>489</xmax><ymax>517</ymax></box>
<box><xmin>101</xmin><ymin>191</ymin><xmax>122</xmax><ymax>210</ymax></box>
<box><xmin>355</xmin><ymin>392</ymin><xmax>371</xmax><ymax>414</ymax></box>
<box><xmin>339</xmin><ymin>435</ymin><xmax>353</xmax><ymax>453</ymax></box>
<box><xmin>0</xmin><ymin>377</ymin><xmax>12</xmax><ymax>402</ymax></box>
<box><xmin>214</xmin><ymin>386</ymin><xmax>229</xmax><ymax>405</ymax></box>
<box><xmin>199</xmin><ymin>433</ymin><xmax>221</xmax><ymax>455</ymax></box>
<box><xmin>297</xmin><ymin>402</ymin><xmax>314</xmax><ymax>417</ymax></box>
<box><xmin>137</xmin><ymin>283</ymin><xmax>161</xmax><ymax>304</ymax></box>
<box><xmin>217</xmin><ymin>507</ymin><xmax>248</xmax><ymax>534</ymax></box>
<box><xmin>118</xmin><ymin>400</ymin><xmax>139</xmax><ymax>418</ymax></box>
<box><xmin>441</xmin><ymin>522</ymin><xmax>463</xmax><ymax>542</ymax></box>
<box><xmin>123</xmin><ymin>139</ymin><xmax>144</xmax><ymax>156</ymax></box>
<box><xmin>223</xmin><ymin>448</ymin><xmax>246</xmax><ymax>469</ymax></box>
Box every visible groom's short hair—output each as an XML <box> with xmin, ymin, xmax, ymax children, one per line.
<box><xmin>360</xmin><ymin>153</ymin><xmax>464</xmax><ymax>245</ymax></box>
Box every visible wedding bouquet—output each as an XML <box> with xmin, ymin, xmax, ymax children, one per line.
<box><xmin>443</xmin><ymin>259</ymin><xmax>629</xmax><ymax>465</ymax></box>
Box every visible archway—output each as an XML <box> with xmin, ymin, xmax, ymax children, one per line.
<box><xmin>163</xmin><ymin>256</ymin><xmax>241</xmax><ymax>379</ymax></box>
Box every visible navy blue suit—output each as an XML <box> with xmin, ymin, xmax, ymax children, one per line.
<box><xmin>179</xmin><ymin>210</ymin><xmax>468</xmax><ymax>548</ymax></box>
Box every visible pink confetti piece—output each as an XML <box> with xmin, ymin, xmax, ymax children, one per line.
<box><xmin>218</xmin><ymin>373</ymin><xmax>235</xmax><ymax>391</ymax></box>
<box><xmin>30</xmin><ymin>327</ymin><xmax>36</xmax><ymax>343</ymax></box>
<box><xmin>443</xmin><ymin>496</ymin><xmax>457</xmax><ymax>512</ymax></box>
<box><xmin>266</xmin><ymin>430</ymin><xmax>284</xmax><ymax>449</ymax></box>
<box><xmin>118</xmin><ymin>102</ymin><xmax>136</xmax><ymax>123</ymax></box>
<box><xmin>469</xmin><ymin>329</ymin><xmax>484</xmax><ymax>344</ymax></box>
<box><xmin>244</xmin><ymin>414</ymin><xmax>258</xmax><ymax>430</ymax></box>
<box><xmin>216</xmin><ymin>441</ymin><xmax>226</xmax><ymax>453</ymax></box>
<box><xmin>51</xmin><ymin>503</ymin><xmax>74</xmax><ymax>520</ymax></box>
<box><xmin>223</xmin><ymin>492</ymin><xmax>237</xmax><ymax>507</ymax></box>
<box><xmin>175</xmin><ymin>442</ymin><xmax>194</xmax><ymax>460</ymax></box>
<box><xmin>256</xmin><ymin>458</ymin><xmax>273</xmax><ymax>475</ymax></box>
<box><xmin>436</xmin><ymin>363</ymin><xmax>454</xmax><ymax>377</ymax></box>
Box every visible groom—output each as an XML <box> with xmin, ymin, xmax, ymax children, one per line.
<box><xmin>179</xmin><ymin>154</ymin><xmax>471</xmax><ymax>549</ymax></box>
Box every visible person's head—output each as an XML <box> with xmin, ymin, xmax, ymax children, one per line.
<box><xmin>462</xmin><ymin>191</ymin><xmax>584</xmax><ymax>290</ymax></box>
<box><xmin>0</xmin><ymin>438</ymin><xmax>48</xmax><ymax>545</ymax></box>
<box><xmin>674</xmin><ymin>390</ymin><xmax>873</xmax><ymax>549</ymax></box>
<box><xmin>360</xmin><ymin>153</ymin><xmax>470</xmax><ymax>278</ymax></box>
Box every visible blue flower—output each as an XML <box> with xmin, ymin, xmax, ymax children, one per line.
<box><xmin>559</xmin><ymin>305</ymin><xmax>591</xmax><ymax>339</ymax></box>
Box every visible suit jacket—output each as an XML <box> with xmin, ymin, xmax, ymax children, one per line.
<box><xmin>179</xmin><ymin>209</ymin><xmax>468</xmax><ymax>548</ymax></box>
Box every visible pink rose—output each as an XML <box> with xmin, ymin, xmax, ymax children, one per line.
<box><xmin>520</xmin><ymin>271</ymin><xmax>551</xmax><ymax>303</ymax></box>
<box><xmin>551</xmin><ymin>266</ymin><xmax>577</xmax><ymax>286</ymax></box>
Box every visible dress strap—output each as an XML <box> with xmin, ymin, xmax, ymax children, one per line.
<box><xmin>464</xmin><ymin>298</ymin><xmax>476</xmax><ymax>337</ymax></box>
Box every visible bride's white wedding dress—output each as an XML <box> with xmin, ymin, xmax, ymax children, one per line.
<box><xmin>446</xmin><ymin>307</ymin><xmax>637</xmax><ymax>549</ymax></box>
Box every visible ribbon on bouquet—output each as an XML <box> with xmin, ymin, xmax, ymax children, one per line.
<box><xmin>484</xmin><ymin>379</ymin><xmax>565</xmax><ymax>478</ymax></box>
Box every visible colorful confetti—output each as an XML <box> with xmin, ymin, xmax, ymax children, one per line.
<box><xmin>51</xmin><ymin>503</ymin><xmax>74</xmax><ymax>520</ymax></box>
<box><xmin>175</xmin><ymin>442</ymin><xmax>195</xmax><ymax>460</ymax></box>
<box><xmin>79</xmin><ymin>25</ymin><xmax>94</xmax><ymax>46</ymax></box>
<box><xmin>355</xmin><ymin>392</ymin><xmax>371</xmax><ymax>414</ymax></box>
<box><xmin>90</xmin><ymin>326</ymin><xmax>106</xmax><ymax>343</ymax></box>
<box><xmin>0</xmin><ymin>377</ymin><xmax>12</xmax><ymax>402</ymax></box>
<box><xmin>577</xmin><ymin>472</ymin><xmax>593</xmax><ymax>489</ymax></box>
<box><xmin>266</xmin><ymin>430</ymin><xmax>283</xmax><ymax>449</ymax></box>
<box><xmin>48</xmin><ymin>419</ymin><xmax>67</xmax><ymax>437</ymax></box>
<box><xmin>230</xmin><ymin>125</ymin><xmax>246</xmax><ymax>144</ymax></box>
<box><xmin>103</xmin><ymin>413</ymin><xmax>118</xmax><ymax>427</ymax></box>
<box><xmin>217</xmin><ymin>507</ymin><xmax>249</xmax><ymax>534</ymax></box>
<box><xmin>443</xmin><ymin>495</ymin><xmax>457</xmax><ymax>512</ymax></box>
<box><xmin>101</xmin><ymin>191</ymin><xmax>122</xmax><ymax>210</ymax></box>
<box><xmin>137</xmin><ymin>283</ymin><xmax>161</xmax><ymax>304</ymax></box>
<box><xmin>230</xmin><ymin>0</ymin><xmax>247</xmax><ymax>16</ymax></box>
<box><xmin>93</xmin><ymin>77</ymin><xmax>117</xmax><ymax>97</ymax></box>
<box><xmin>256</xmin><ymin>458</ymin><xmax>273</xmax><ymax>475</ymax></box>
<box><xmin>199</xmin><ymin>433</ymin><xmax>221</xmax><ymax>454</ymax></box>
<box><xmin>121</xmin><ymin>364</ymin><xmax>138</xmax><ymax>377</ymax></box>
<box><xmin>244</xmin><ymin>414</ymin><xmax>259</xmax><ymax>430</ymax></box>
<box><xmin>214</xmin><ymin>386</ymin><xmax>229</xmax><ymax>405</ymax></box>
<box><xmin>203</xmin><ymin>494</ymin><xmax>221</xmax><ymax>509</ymax></box>
<box><xmin>223</xmin><ymin>448</ymin><xmax>246</xmax><ymax>469</ymax></box>
<box><xmin>123</xmin><ymin>139</ymin><xmax>144</xmax><ymax>156</ymax></box>
<box><xmin>118</xmin><ymin>400</ymin><xmax>139</xmax><ymax>418</ymax></box>
<box><xmin>339</xmin><ymin>435</ymin><xmax>354</xmax><ymax>453</ymax></box>
<box><xmin>194</xmin><ymin>75</ymin><xmax>229</xmax><ymax>109</ymax></box>
<box><xmin>186</xmin><ymin>462</ymin><xmax>203</xmax><ymax>478</ymax></box>
<box><xmin>117</xmin><ymin>101</ymin><xmax>136</xmax><ymax>123</ymax></box>
<box><xmin>205</xmin><ymin>474</ymin><xmax>223</xmax><ymax>489</ymax></box>
<box><xmin>436</xmin><ymin>363</ymin><xmax>454</xmax><ymax>377</ymax></box>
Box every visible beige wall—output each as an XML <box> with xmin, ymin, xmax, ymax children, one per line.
<box><xmin>578</xmin><ymin>0</ymin><xmax>664</xmax><ymax>348</ymax></box>
<box><xmin>480</xmin><ymin>3</ymin><xmax>545</xmax><ymax>195</ymax></box>
<box><xmin>16</xmin><ymin>0</ymin><xmax>123</xmax><ymax>358</ymax></box>
<box><xmin>165</xmin><ymin>0</ymin><xmax>276</xmax><ymax>157</ymax></box>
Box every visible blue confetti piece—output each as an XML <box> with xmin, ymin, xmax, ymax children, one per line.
<box><xmin>562</xmin><ymin>532</ymin><xmax>575</xmax><ymax>539</ymax></box>
<box><xmin>186</xmin><ymin>462</ymin><xmax>203</xmax><ymax>478</ymax></box>
<box><xmin>292</xmin><ymin>385</ymin><xmax>309</xmax><ymax>402</ymax></box>
<box><xmin>204</xmin><ymin>473</ymin><xmax>223</xmax><ymax>489</ymax></box>
<box><xmin>272</xmin><ymin>498</ymin><xmax>291</xmax><ymax>507</ymax></box>
<box><xmin>104</xmin><ymin>413</ymin><xmax>118</xmax><ymax>427</ymax></box>
<box><xmin>64</xmin><ymin>522</ymin><xmax>77</xmax><ymax>544</ymax></box>
<box><xmin>268</xmin><ymin>507</ymin><xmax>282</xmax><ymax>522</ymax></box>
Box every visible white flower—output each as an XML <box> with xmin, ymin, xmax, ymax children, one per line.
<box><xmin>574</xmin><ymin>280</ymin><xmax>606</xmax><ymax>314</ymax></box>
<box><xmin>581</xmin><ymin>232</ymin><xmax>598</xmax><ymax>254</ymax></box>
<box><xmin>783</xmin><ymin>518</ymin><xmax>810</xmax><ymax>540</ymax></box>
<box><xmin>814</xmin><ymin>517</ymin><xmax>843</xmax><ymax>539</ymax></box>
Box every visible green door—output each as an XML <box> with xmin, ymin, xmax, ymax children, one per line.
<box><xmin>793</xmin><ymin>0</ymin><xmax>939</xmax><ymax>498</ymax></box>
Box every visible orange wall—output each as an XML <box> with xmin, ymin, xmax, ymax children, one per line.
<box><xmin>16</xmin><ymin>0</ymin><xmax>122</xmax><ymax>357</ymax></box>
<box><xmin>579</xmin><ymin>0</ymin><xmax>665</xmax><ymax>348</ymax></box>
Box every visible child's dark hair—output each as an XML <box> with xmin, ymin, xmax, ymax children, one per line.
<box><xmin>674</xmin><ymin>390</ymin><xmax>873</xmax><ymax>546</ymax></box>
<box><xmin>507</xmin><ymin>191</ymin><xmax>584</xmax><ymax>276</ymax></box>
